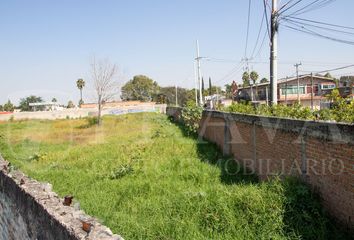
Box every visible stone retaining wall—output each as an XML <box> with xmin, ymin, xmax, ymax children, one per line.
<box><xmin>0</xmin><ymin>156</ymin><xmax>123</xmax><ymax>240</ymax></box>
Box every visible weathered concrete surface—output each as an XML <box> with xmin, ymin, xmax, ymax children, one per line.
<box><xmin>0</xmin><ymin>104</ymin><xmax>167</xmax><ymax>121</ymax></box>
<box><xmin>0</xmin><ymin>156</ymin><xmax>124</xmax><ymax>240</ymax></box>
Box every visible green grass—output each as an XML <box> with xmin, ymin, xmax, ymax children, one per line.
<box><xmin>0</xmin><ymin>113</ymin><xmax>350</xmax><ymax>239</ymax></box>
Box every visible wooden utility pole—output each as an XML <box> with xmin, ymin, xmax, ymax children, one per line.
<box><xmin>270</xmin><ymin>0</ymin><xmax>278</xmax><ymax>105</ymax></box>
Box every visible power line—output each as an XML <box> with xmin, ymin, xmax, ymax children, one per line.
<box><xmin>253</xmin><ymin>31</ymin><xmax>268</xmax><ymax>59</ymax></box>
<box><xmin>251</xmin><ymin>3</ymin><xmax>266</xmax><ymax>58</ymax></box>
<box><xmin>278</xmin><ymin>0</ymin><xmax>297</xmax><ymax>12</ymax></box>
<box><xmin>263</xmin><ymin>0</ymin><xmax>271</xmax><ymax>40</ymax></box>
<box><xmin>278</xmin><ymin>0</ymin><xmax>303</xmax><ymax>15</ymax></box>
<box><xmin>284</xmin><ymin>0</ymin><xmax>336</xmax><ymax>16</ymax></box>
<box><xmin>313</xmin><ymin>64</ymin><xmax>354</xmax><ymax>74</ymax></box>
<box><xmin>284</xmin><ymin>0</ymin><xmax>322</xmax><ymax>15</ymax></box>
<box><xmin>214</xmin><ymin>61</ymin><xmax>246</xmax><ymax>85</ymax></box>
<box><xmin>299</xmin><ymin>64</ymin><xmax>354</xmax><ymax>75</ymax></box>
<box><xmin>283</xmin><ymin>23</ymin><xmax>354</xmax><ymax>45</ymax></box>
<box><xmin>244</xmin><ymin>0</ymin><xmax>252</xmax><ymax>57</ymax></box>
<box><xmin>283</xmin><ymin>18</ymin><xmax>354</xmax><ymax>35</ymax></box>
<box><xmin>285</xmin><ymin>16</ymin><xmax>354</xmax><ymax>30</ymax></box>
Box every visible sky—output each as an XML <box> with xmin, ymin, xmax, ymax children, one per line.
<box><xmin>0</xmin><ymin>0</ymin><xmax>353</xmax><ymax>105</ymax></box>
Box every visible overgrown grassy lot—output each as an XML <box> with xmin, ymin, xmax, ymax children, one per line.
<box><xmin>0</xmin><ymin>113</ymin><xmax>349</xmax><ymax>239</ymax></box>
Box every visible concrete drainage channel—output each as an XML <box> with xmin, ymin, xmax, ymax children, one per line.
<box><xmin>0</xmin><ymin>156</ymin><xmax>123</xmax><ymax>240</ymax></box>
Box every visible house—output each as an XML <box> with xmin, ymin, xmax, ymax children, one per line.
<box><xmin>236</xmin><ymin>75</ymin><xmax>337</xmax><ymax>109</ymax></box>
<box><xmin>29</xmin><ymin>102</ymin><xmax>63</xmax><ymax>111</ymax></box>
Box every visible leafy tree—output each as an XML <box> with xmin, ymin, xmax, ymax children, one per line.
<box><xmin>19</xmin><ymin>96</ymin><xmax>44</xmax><ymax>112</ymax></box>
<box><xmin>225</xmin><ymin>84</ymin><xmax>232</xmax><ymax>98</ymax></box>
<box><xmin>242</xmin><ymin>72</ymin><xmax>250</xmax><ymax>87</ymax></box>
<box><xmin>121</xmin><ymin>75</ymin><xmax>159</xmax><ymax>102</ymax></box>
<box><xmin>260</xmin><ymin>78</ymin><xmax>269</xmax><ymax>83</ymax></box>
<box><xmin>0</xmin><ymin>105</ymin><xmax>3</xmax><ymax>111</ymax></box>
<box><xmin>67</xmin><ymin>100</ymin><xmax>75</xmax><ymax>108</ymax></box>
<box><xmin>203</xmin><ymin>86</ymin><xmax>222</xmax><ymax>96</ymax></box>
<box><xmin>76</xmin><ymin>78</ymin><xmax>85</xmax><ymax>105</ymax></box>
<box><xmin>208</xmin><ymin>77</ymin><xmax>212</xmax><ymax>95</ymax></box>
<box><xmin>52</xmin><ymin>98</ymin><xmax>57</xmax><ymax>102</ymax></box>
<box><xmin>159</xmin><ymin>87</ymin><xmax>195</xmax><ymax>106</ymax></box>
<box><xmin>3</xmin><ymin>100</ymin><xmax>14</xmax><ymax>112</ymax></box>
<box><xmin>250</xmin><ymin>71</ymin><xmax>259</xmax><ymax>85</ymax></box>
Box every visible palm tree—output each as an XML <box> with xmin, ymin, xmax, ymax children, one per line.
<box><xmin>250</xmin><ymin>71</ymin><xmax>259</xmax><ymax>101</ymax></box>
<box><xmin>242</xmin><ymin>72</ymin><xmax>250</xmax><ymax>87</ymax></box>
<box><xmin>76</xmin><ymin>78</ymin><xmax>85</xmax><ymax>106</ymax></box>
<box><xmin>250</xmin><ymin>71</ymin><xmax>259</xmax><ymax>85</ymax></box>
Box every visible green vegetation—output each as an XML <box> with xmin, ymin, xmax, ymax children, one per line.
<box><xmin>0</xmin><ymin>113</ymin><xmax>349</xmax><ymax>239</ymax></box>
<box><xmin>181</xmin><ymin>102</ymin><xmax>203</xmax><ymax>135</ymax></box>
<box><xmin>3</xmin><ymin>100</ymin><xmax>15</xmax><ymax>112</ymax></box>
<box><xmin>225</xmin><ymin>94</ymin><xmax>354</xmax><ymax>123</ymax></box>
<box><xmin>76</xmin><ymin>78</ymin><xmax>85</xmax><ymax>106</ymax></box>
<box><xmin>158</xmin><ymin>86</ymin><xmax>195</xmax><ymax>106</ymax></box>
<box><xmin>121</xmin><ymin>75</ymin><xmax>160</xmax><ymax>102</ymax></box>
<box><xmin>19</xmin><ymin>95</ymin><xmax>44</xmax><ymax>112</ymax></box>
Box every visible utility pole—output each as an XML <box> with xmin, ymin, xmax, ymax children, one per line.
<box><xmin>194</xmin><ymin>62</ymin><xmax>198</xmax><ymax>106</ymax></box>
<box><xmin>175</xmin><ymin>84</ymin><xmax>178</xmax><ymax>106</ymax></box>
<box><xmin>285</xmin><ymin>76</ymin><xmax>288</xmax><ymax>105</ymax></box>
<box><xmin>195</xmin><ymin>40</ymin><xmax>203</xmax><ymax>106</ymax></box>
<box><xmin>294</xmin><ymin>62</ymin><xmax>302</xmax><ymax>103</ymax></box>
<box><xmin>242</xmin><ymin>57</ymin><xmax>253</xmax><ymax>101</ymax></box>
<box><xmin>270</xmin><ymin>0</ymin><xmax>278</xmax><ymax>105</ymax></box>
<box><xmin>311</xmin><ymin>72</ymin><xmax>314</xmax><ymax>110</ymax></box>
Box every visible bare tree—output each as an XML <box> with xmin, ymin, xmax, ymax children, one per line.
<box><xmin>91</xmin><ymin>57</ymin><xmax>118</xmax><ymax>125</ymax></box>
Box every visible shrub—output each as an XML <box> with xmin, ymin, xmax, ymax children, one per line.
<box><xmin>226</xmin><ymin>100</ymin><xmax>353</xmax><ymax>123</ymax></box>
<box><xmin>227</xmin><ymin>102</ymin><xmax>255</xmax><ymax>115</ymax></box>
<box><xmin>87</xmin><ymin>116</ymin><xmax>99</xmax><ymax>126</ymax></box>
<box><xmin>181</xmin><ymin>103</ymin><xmax>203</xmax><ymax>135</ymax></box>
<box><xmin>109</xmin><ymin>164</ymin><xmax>134</xmax><ymax>179</ymax></box>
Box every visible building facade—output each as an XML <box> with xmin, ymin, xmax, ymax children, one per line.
<box><xmin>236</xmin><ymin>75</ymin><xmax>337</xmax><ymax>109</ymax></box>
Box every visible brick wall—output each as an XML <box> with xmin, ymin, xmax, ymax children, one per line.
<box><xmin>199</xmin><ymin>110</ymin><xmax>354</xmax><ymax>229</ymax></box>
<box><xmin>166</xmin><ymin>107</ymin><xmax>354</xmax><ymax>229</ymax></box>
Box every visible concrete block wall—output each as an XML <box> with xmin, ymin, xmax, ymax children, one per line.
<box><xmin>0</xmin><ymin>104</ymin><xmax>167</xmax><ymax>121</ymax></box>
<box><xmin>166</xmin><ymin>107</ymin><xmax>354</xmax><ymax>230</ymax></box>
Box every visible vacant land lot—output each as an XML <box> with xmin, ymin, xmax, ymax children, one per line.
<box><xmin>0</xmin><ymin>113</ymin><xmax>349</xmax><ymax>239</ymax></box>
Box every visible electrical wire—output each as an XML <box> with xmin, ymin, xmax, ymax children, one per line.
<box><xmin>283</xmin><ymin>22</ymin><xmax>354</xmax><ymax>45</ymax></box>
<box><xmin>283</xmin><ymin>18</ymin><xmax>354</xmax><ymax>35</ymax></box>
<box><xmin>244</xmin><ymin>0</ymin><xmax>252</xmax><ymax>57</ymax></box>
<box><xmin>263</xmin><ymin>0</ymin><xmax>271</xmax><ymax>40</ymax></box>
<box><xmin>251</xmin><ymin>4</ymin><xmax>266</xmax><ymax>58</ymax></box>
<box><xmin>214</xmin><ymin>61</ymin><xmax>246</xmax><ymax>85</ymax></box>
<box><xmin>278</xmin><ymin>0</ymin><xmax>303</xmax><ymax>15</ymax></box>
<box><xmin>284</xmin><ymin>0</ymin><xmax>336</xmax><ymax>17</ymax></box>
<box><xmin>253</xmin><ymin>31</ymin><xmax>268</xmax><ymax>59</ymax></box>
<box><xmin>284</xmin><ymin>16</ymin><xmax>354</xmax><ymax>30</ymax></box>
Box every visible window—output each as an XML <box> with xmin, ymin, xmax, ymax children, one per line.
<box><xmin>321</xmin><ymin>84</ymin><xmax>335</xmax><ymax>90</ymax></box>
<box><xmin>281</xmin><ymin>85</ymin><xmax>305</xmax><ymax>95</ymax></box>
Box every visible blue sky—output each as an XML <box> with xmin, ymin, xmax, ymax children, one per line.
<box><xmin>1</xmin><ymin>0</ymin><xmax>353</xmax><ymax>105</ymax></box>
